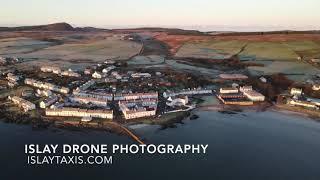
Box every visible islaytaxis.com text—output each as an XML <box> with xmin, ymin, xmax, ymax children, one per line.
<box><xmin>27</xmin><ymin>155</ymin><xmax>113</xmax><ymax>165</ymax></box>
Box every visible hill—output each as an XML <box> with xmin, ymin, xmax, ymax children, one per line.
<box><xmin>0</xmin><ymin>22</ymin><xmax>75</xmax><ymax>31</ymax></box>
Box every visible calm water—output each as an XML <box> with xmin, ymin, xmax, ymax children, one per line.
<box><xmin>2</xmin><ymin>110</ymin><xmax>320</xmax><ymax>180</ymax></box>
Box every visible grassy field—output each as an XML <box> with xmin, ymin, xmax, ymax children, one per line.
<box><xmin>176</xmin><ymin>39</ymin><xmax>320</xmax><ymax>61</ymax></box>
<box><xmin>8</xmin><ymin>37</ymin><xmax>142</xmax><ymax>61</ymax></box>
<box><xmin>0</xmin><ymin>37</ymin><xmax>54</xmax><ymax>55</ymax></box>
<box><xmin>248</xmin><ymin>60</ymin><xmax>320</xmax><ymax>81</ymax></box>
<box><xmin>0</xmin><ymin>36</ymin><xmax>142</xmax><ymax>70</ymax></box>
<box><xmin>240</xmin><ymin>42</ymin><xmax>299</xmax><ymax>61</ymax></box>
<box><xmin>283</xmin><ymin>41</ymin><xmax>320</xmax><ymax>59</ymax></box>
<box><xmin>176</xmin><ymin>40</ymin><xmax>246</xmax><ymax>59</ymax></box>
<box><xmin>174</xmin><ymin>39</ymin><xmax>320</xmax><ymax>81</ymax></box>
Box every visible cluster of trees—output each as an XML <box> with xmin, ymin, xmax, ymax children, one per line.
<box><xmin>248</xmin><ymin>73</ymin><xmax>294</xmax><ymax>101</ymax></box>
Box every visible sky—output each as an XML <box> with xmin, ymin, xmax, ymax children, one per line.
<box><xmin>1</xmin><ymin>0</ymin><xmax>320</xmax><ymax>31</ymax></box>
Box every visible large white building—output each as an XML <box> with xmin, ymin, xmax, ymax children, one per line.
<box><xmin>131</xmin><ymin>73</ymin><xmax>152</xmax><ymax>78</ymax></box>
<box><xmin>219</xmin><ymin>88</ymin><xmax>239</xmax><ymax>94</ymax></box>
<box><xmin>288</xmin><ymin>99</ymin><xmax>318</xmax><ymax>109</ymax></box>
<box><xmin>243</xmin><ymin>90</ymin><xmax>265</xmax><ymax>102</ymax></box>
<box><xmin>119</xmin><ymin>99</ymin><xmax>158</xmax><ymax>108</ymax></box>
<box><xmin>8</xmin><ymin>96</ymin><xmax>36</xmax><ymax>112</ymax></box>
<box><xmin>219</xmin><ymin>74</ymin><xmax>248</xmax><ymax>80</ymax></box>
<box><xmin>119</xmin><ymin>104</ymin><xmax>156</xmax><ymax>120</ymax></box>
<box><xmin>163</xmin><ymin>89</ymin><xmax>212</xmax><ymax>98</ymax></box>
<box><xmin>24</xmin><ymin>78</ymin><xmax>70</xmax><ymax>94</ymax></box>
<box><xmin>41</xmin><ymin>66</ymin><xmax>81</xmax><ymax>77</ymax></box>
<box><xmin>46</xmin><ymin>108</ymin><xmax>113</xmax><ymax>119</ymax></box>
<box><xmin>114</xmin><ymin>92</ymin><xmax>158</xmax><ymax>101</ymax></box>
<box><xmin>73</xmin><ymin>91</ymin><xmax>113</xmax><ymax>101</ymax></box>
<box><xmin>69</xmin><ymin>96</ymin><xmax>108</xmax><ymax>107</ymax></box>
<box><xmin>166</xmin><ymin>96</ymin><xmax>189</xmax><ymax>107</ymax></box>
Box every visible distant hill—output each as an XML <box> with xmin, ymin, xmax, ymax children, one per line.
<box><xmin>112</xmin><ymin>27</ymin><xmax>207</xmax><ymax>36</ymax></box>
<box><xmin>215</xmin><ymin>30</ymin><xmax>320</xmax><ymax>36</ymax></box>
<box><xmin>0</xmin><ymin>22</ymin><xmax>75</xmax><ymax>31</ymax></box>
<box><xmin>74</xmin><ymin>26</ymin><xmax>110</xmax><ymax>32</ymax></box>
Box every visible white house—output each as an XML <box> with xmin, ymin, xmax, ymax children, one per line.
<box><xmin>92</xmin><ymin>71</ymin><xmax>102</xmax><ymax>79</ymax></box>
<box><xmin>243</xmin><ymin>90</ymin><xmax>265</xmax><ymax>102</ymax></box>
<box><xmin>290</xmin><ymin>88</ymin><xmax>302</xmax><ymax>96</ymax></box>
<box><xmin>166</xmin><ymin>96</ymin><xmax>188</xmax><ymax>107</ymax></box>
<box><xmin>220</xmin><ymin>88</ymin><xmax>239</xmax><ymax>94</ymax></box>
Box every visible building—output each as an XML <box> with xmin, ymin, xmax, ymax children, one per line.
<box><xmin>114</xmin><ymin>92</ymin><xmax>158</xmax><ymax>101</ymax></box>
<box><xmin>307</xmin><ymin>97</ymin><xmax>320</xmax><ymax>106</ymax></box>
<box><xmin>102</xmin><ymin>66</ymin><xmax>116</xmax><ymax>74</ymax></box>
<box><xmin>243</xmin><ymin>90</ymin><xmax>265</xmax><ymax>102</ymax></box>
<box><xmin>92</xmin><ymin>71</ymin><xmax>102</xmax><ymax>79</ymax></box>
<box><xmin>84</xmin><ymin>68</ymin><xmax>92</xmax><ymax>75</ymax></box>
<box><xmin>290</xmin><ymin>88</ymin><xmax>303</xmax><ymax>96</ymax></box>
<box><xmin>69</xmin><ymin>96</ymin><xmax>108</xmax><ymax>107</ymax></box>
<box><xmin>311</xmin><ymin>58</ymin><xmax>320</xmax><ymax>63</ymax></box>
<box><xmin>312</xmin><ymin>84</ymin><xmax>320</xmax><ymax>91</ymax></box>
<box><xmin>6</xmin><ymin>73</ymin><xmax>20</xmax><ymax>82</ymax></box>
<box><xmin>0</xmin><ymin>57</ymin><xmax>6</xmax><ymax>64</ymax></box>
<box><xmin>239</xmin><ymin>86</ymin><xmax>253</xmax><ymax>92</ymax></box>
<box><xmin>46</xmin><ymin>108</ymin><xmax>113</xmax><ymax>119</ymax></box>
<box><xmin>219</xmin><ymin>74</ymin><xmax>248</xmax><ymax>80</ymax></box>
<box><xmin>131</xmin><ymin>73</ymin><xmax>152</xmax><ymax>78</ymax></box>
<box><xmin>166</xmin><ymin>96</ymin><xmax>188</xmax><ymax>107</ymax></box>
<box><xmin>8</xmin><ymin>96</ymin><xmax>36</xmax><ymax>112</ymax></box>
<box><xmin>119</xmin><ymin>103</ymin><xmax>156</xmax><ymax>120</ymax></box>
<box><xmin>260</xmin><ymin>77</ymin><xmax>267</xmax><ymax>83</ymax></box>
<box><xmin>111</xmin><ymin>71</ymin><xmax>122</xmax><ymax>80</ymax></box>
<box><xmin>36</xmin><ymin>89</ymin><xmax>53</xmax><ymax>97</ymax></box>
<box><xmin>288</xmin><ymin>99</ymin><xmax>318</xmax><ymax>109</ymax></box>
<box><xmin>163</xmin><ymin>89</ymin><xmax>212</xmax><ymax>98</ymax></box>
<box><xmin>40</xmin><ymin>66</ymin><xmax>61</xmax><ymax>74</ymax></box>
<box><xmin>104</xmin><ymin>60</ymin><xmax>116</xmax><ymax>64</ymax></box>
<box><xmin>8</xmin><ymin>81</ymin><xmax>18</xmax><ymax>88</ymax></box>
<box><xmin>73</xmin><ymin>91</ymin><xmax>113</xmax><ymax>101</ymax></box>
<box><xmin>119</xmin><ymin>99</ymin><xmax>158</xmax><ymax>108</ymax></box>
<box><xmin>40</xmin><ymin>96</ymin><xmax>59</xmax><ymax>109</ymax></box>
<box><xmin>24</xmin><ymin>78</ymin><xmax>69</xmax><ymax>94</ymax></box>
<box><xmin>220</xmin><ymin>87</ymin><xmax>239</xmax><ymax>94</ymax></box>
<box><xmin>74</xmin><ymin>80</ymin><xmax>95</xmax><ymax>92</ymax></box>
<box><xmin>61</xmin><ymin>70</ymin><xmax>81</xmax><ymax>77</ymax></box>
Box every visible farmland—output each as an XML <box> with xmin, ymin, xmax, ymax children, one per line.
<box><xmin>0</xmin><ymin>34</ymin><xmax>142</xmax><ymax>70</ymax></box>
<box><xmin>176</xmin><ymin>40</ymin><xmax>247</xmax><ymax>59</ymax></box>
<box><xmin>153</xmin><ymin>33</ymin><xmax>320</xmax><ymax>81</ymax></box>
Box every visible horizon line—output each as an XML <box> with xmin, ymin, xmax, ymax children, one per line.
<box><xmin>1</xmin><ymin>22</ymin><xmax>320</xmax><ymax>32</ymax></box>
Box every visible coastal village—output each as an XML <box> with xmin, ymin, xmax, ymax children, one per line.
<box><xmin>3</xmin><ymin>53</ymin><xmax>320</xmax><ymax>128</ymax></box>
<box><xmin>0</xmin><ymin>57</ymin><xmax>212</xmax><ymax>125</ymax></box>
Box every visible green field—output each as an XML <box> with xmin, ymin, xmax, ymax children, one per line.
<box><xmin>175</xmin><ymin>39</ymin><xmax>320</xmax><ymax>81</ymax></box>
<box><xmin>176</xmin><ymin>40</ymin><xmax>320</xmax><ymax>61</ymax></box>
<box><xmin>240</xmin><ymin>42</ymin><xmax>299</xmax><ymax>61</ymax></box>
<box><xmin>176</xmin><ymin>40</ymin><xmax>246</xmax><ymax>59</ymax></box>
